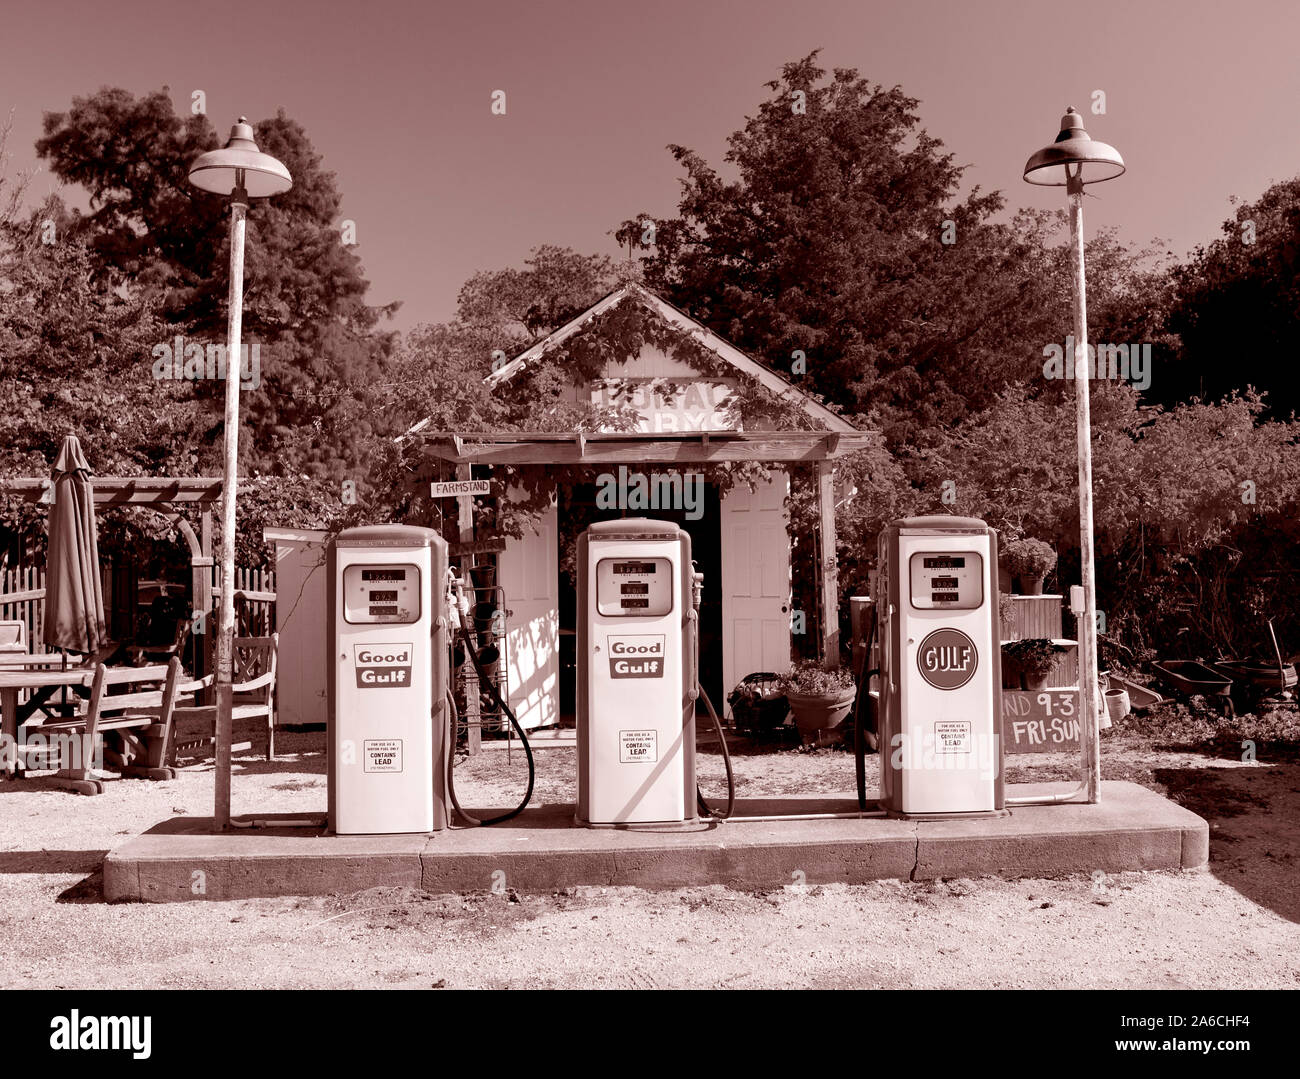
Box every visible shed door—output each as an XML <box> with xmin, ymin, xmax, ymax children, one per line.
<box><xmin>498</xmin><ymin>500</ymin><xmax>559</xmax><ymax>731</ymax></box>
<box><xmin>267</xmin><ymin>529</ymin><xmax>329</xmax><ymax>727</ymax></box>
<box><xmin>720</xmin><ymin>472</ymin><xmax>791</xmax><ymax>701</ymax></box>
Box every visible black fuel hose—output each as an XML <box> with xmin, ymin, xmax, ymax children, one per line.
<box><xmin>854</xmin><ymin>669</ymin><xmax>880</xmax><ymax>812</ymax></box>
<box><xmin>695</xmin><ymin>682</ymin><xmax>735</xmax><ymax>820</ymax></box>
<box><xmin>854</xmin><ymin>610</ymin><xmax>880</xmax><ymax>812</ymax></box>
<box><xmin>443</xmin><ymin>607</ymin><xmax>535</xmax><ymax>826</ymax></box>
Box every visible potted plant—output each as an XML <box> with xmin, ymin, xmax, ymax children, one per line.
<box><xmin>776</xmin><ymin>661</ymin><xmax>857</xmax><ymax>744</ymax></box>
<box><xmin>1001</xmin><ymin>638</ymin><xmax>1063</xmax><ymax>691</ymax></box>
<box><xmin>1003</xmin><ymin>538</ymin><xmax>1056</xmax><ymax>595</ymax></box>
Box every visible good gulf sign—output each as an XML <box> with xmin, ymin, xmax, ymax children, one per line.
<box><xmin>917</xmin><ymin>628</ymin><xmax>978</xmax><ymax>690</ymax></box>
<box><xmin>355</xmin><ymin>643</ymin><xmax>413</xmax><ymax>688</ymax></box>
<box><xmin>607</xmin><ymin>635</ymin><xmax>665</xmax><ymax>678</ymax></box>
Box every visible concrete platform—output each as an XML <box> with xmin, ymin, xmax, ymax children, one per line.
<box><xmin>102</xmin><ymin>781</ymin><xmax>1207</xmax><ymax>902</ymax></box>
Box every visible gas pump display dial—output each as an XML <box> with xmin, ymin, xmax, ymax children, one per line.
<box><xmin>342</xmin><ymin>563</ymin><xmax>421</xmax><ymax>624</ymax></box>
<box><xmin>596</xmin><ymin>557</ymin><xmax>673</xmax><ymax>616</ymax></box>
<box><xmin>909</xmin><ymin>551</ymin><xmax>983</xmax><ymax>610</ymax></box>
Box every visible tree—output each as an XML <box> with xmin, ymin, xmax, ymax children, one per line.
<box><xmin>0</xmin><ymin>194</ymin><xmax>211</xmax><ymax>557</ymax></box>
<box><xmin>1167</xmin><ymin>177</ymin><xmax>1300</xmax><ymax>418</ymax></box>
<box><xmin>907</xmin><ymin>382</ymin><xmax>1300</xmax><ymax>657</ymax></box>
<box><xmin>617</xmin><ymin>53</ymin><xmax>1177</xmax><ymax>454</ymax></box>
<box><xmin>617</xmin><ymin>53</ymin><xmax>1024</xmax><ymax>434</ymax></box>
<box><xmin>34</xmin><ymin>87</ymin><xmax>399</xmax><ymax>480</ymax></box>
<box><xmin>456</xmin><ymin>244</ymin><xmax>622</xmax><ymax>344</ymax></box>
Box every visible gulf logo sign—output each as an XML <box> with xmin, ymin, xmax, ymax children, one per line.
<box><xmin>917</xmin><ymin>628</ymin><xmax>978</xmax><ymax>691</ymax></box>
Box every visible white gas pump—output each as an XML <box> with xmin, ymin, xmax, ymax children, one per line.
<box><xmin>576</xmin><ymin>519</ymin><xmax>698</xmax><ymax>826</ymax></box>
<box><xmin>328</xmin><ymin>525</ymin><xmax>448</xmax><ymax>835</ymax></box>
<box><xmin>875</xmin><ymin>516</ymin><xmax>1005</xmax><ymax>818</ymax></box>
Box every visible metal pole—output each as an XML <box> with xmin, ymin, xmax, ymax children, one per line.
<box><xmin>1067</xmin><ymin>166</ymin><xmax>1102</xmax><ymax>804</ymax></box>
<box><xmin>214</xmin><ymin>182</ymin><xmax>248</xmax><ymax>830</ymax></box>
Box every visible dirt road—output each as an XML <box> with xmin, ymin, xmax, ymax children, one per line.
<box><xmin>1</xmin><ymin>730</ymin><xmax>1297</xmax><ymax>989</ymax></box>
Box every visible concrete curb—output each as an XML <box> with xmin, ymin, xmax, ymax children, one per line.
<box><xmin>103</xmin><ymin>781</ymin><xmax>1207</xmax><ymax>902</ymax></box>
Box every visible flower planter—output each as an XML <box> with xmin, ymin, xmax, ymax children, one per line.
<box><xmin>787</xmin><ymin>688</ymin><xmax>856</xmax><ymax>743</ymax></box>
<box><xmin>1002</xmin><ymin>638</ymin><xmax>1063</xmax><ymax>693</ymax></box>
<box><xmin>1004</xmin><ymin>539</ymin><xmax>1056</xmax><ymax>597</ymax></box>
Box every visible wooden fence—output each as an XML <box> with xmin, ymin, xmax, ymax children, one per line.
<box><xmin>1003</xmin><ymin>594</ymin><xmax>1064</xmax><ymax>642</ymax></box>
<box><xmin>0</xmin><ymin>563</ymin><xmax>276</xmax><ymax>659</ymax></box>
<box><xmin>212</xmin><ymin>565</ymin><xmax>277</xmax><ymax>637</ymax></box>
<box><xmin>0</xmin><ymin>566</ymin><xmax>47</xmax><ymax>651</ymax></box>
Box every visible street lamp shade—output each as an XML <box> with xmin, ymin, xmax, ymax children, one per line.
<box><xmin>188</xmin><ymin>117</ymin><xmax>293</xmax><ymax>198</ymax></box>
<box><xmin>1023</xmin><ymin>107</ymin><xmax>1125</xmax><ymax>186</ymax></box>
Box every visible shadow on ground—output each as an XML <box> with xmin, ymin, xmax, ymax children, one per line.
<box><xmin>1151</xmin><ymin>762</ymin><xmax>1300</xmax><ymax>924</ymax></box>
<box><xmin>0</xmin><ymin>850</ymin><xmax>107</xmax><ymax>875</ymax></box>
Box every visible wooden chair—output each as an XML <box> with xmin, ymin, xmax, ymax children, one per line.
<box><xmin>168</xmin><ymin>634</ymin><xmax>279</xmax><ymax>764</ymax></box>
<box><xmin>21</xmin><ymin>659</ymin><xmax>184</xmax><ymax>795</ymax></box>
<box><xmin>0</xmin><ymin>620</ymin><xmax>26</xmax><ymax>654</ymax></box>
<box><xmin>127</xmin><ymin>614</ymin><xmax>191</xmax><ymax>667</ymax></box>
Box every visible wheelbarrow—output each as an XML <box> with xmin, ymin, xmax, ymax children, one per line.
<box><xmin>727</xmin><ymin>673</ymin><xmax>792</xmax><ymax>738</ymax></box>
<box><xmin>1151</xmin><ymin>660</ymin><xmax>1235</xmax><ymax>717</ymax></box>
<box><xmin>1210</xmin><ymin>658</ymin><xmax>1296</xmax><ymax>707</ymax></box>
<box><xmin>1210</xmin><ymin>619</ymin><xmax>1298</xmax><ymax>709</ymax></box>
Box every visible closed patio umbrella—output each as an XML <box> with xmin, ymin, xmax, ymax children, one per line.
<box><xmin>42</xmin><ymin>435</ymin><xmax>107</xmax><ymax>656</ymax></box>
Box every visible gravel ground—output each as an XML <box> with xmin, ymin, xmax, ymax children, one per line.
<box><xmin>1</xmin><ymin>725</ymin><xmax>1298</xmax><ymax>989</ymax></box>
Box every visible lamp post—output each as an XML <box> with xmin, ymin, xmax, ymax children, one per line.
<box><xmin>188</xmin><ymin>118</ymin><xmax>292</xmax><ymax>829</ymax></box>
<box><xmin>1023</xmin><ymin>108</ymin><xmax>1124</xmax><ymax>804</ymax></box>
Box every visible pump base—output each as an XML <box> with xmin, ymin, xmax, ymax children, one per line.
<box><xmin>576</xmin><ymin>815</ymin><xmax>703</xmax><ymax>831</ymax></box>
<box><xmin>882</xmin><ymin>808</ymin><xmax>1011</xmax><ymax>821</ymax></box>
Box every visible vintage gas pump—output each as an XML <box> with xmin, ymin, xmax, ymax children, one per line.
<box><xmin>875</xmin><ymin>516</ymin><xmax>1005</xmax><ymax>818</ymax></box>
<box><xmin>576</xmin><ymin>518</ymin><xmax>698</xmax><ymax>825</ymax></box>
<box><xmin>327</xmin><ymin>524</ymin><xmax>448</xmax><ymax>835</ymax></box>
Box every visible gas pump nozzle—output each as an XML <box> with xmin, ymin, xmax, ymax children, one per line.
<box><xmin>446</xmin><ymin>567</ymin><xmax>470</xmax><ymax>619</ymax></box>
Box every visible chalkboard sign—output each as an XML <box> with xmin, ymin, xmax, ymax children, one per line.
<box><xmin>1001</xmin><ymin>688</ymin><xmax>1080</xmax><ymax>753</ymax></box>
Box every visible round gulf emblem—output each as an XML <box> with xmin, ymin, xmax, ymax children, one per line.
<box><xmin>917</xmin><ymin>628</ymin><xmax>978</xmax><ymax>690</ymax></box>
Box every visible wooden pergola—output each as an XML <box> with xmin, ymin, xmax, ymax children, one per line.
<box><xmin>0</xmin><ymin>476</ymin><xmax>258</xmax><ymax>679</ymax></box>
<box><xmin>417</xmin><ymin>429</ymin><xmax>877</xmax><ymax>664</ymax></box>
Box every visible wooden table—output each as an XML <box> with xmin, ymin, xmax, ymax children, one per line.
<box><xmin>0</xmin><ymin>656</ymin><xmax>93</xmax><ymax>778</ymax></box>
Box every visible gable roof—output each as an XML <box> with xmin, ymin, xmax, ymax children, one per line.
<box><xmin>483</xmin><ymin>283</ymin><xmax>857</xmax><ymax>433</ymax></box>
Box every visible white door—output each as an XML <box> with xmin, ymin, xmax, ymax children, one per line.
<box><xmin>720</xmin><ymin>471</ymin><xmax>792</xmax><ymax>699</ymax></box>
<box><xmin>498</xmin><ymin>500</ymin><xmax>559</xmax><ymax>731</ymax></box>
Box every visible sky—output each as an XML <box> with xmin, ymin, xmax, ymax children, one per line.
<box><xmin>2</xmin><ymin>0</ymin><xmax>1298</xmax><ymax>334</ymax></box>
